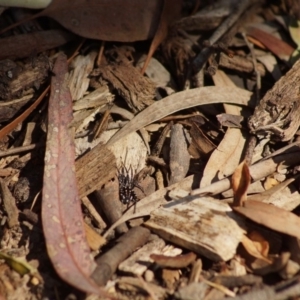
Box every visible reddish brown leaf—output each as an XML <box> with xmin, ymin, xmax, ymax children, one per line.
<box><xmin>246</xmin><ymin>27</ymin><xmax>295</xmax><ymax>62</ymax></box>
<box><xmin>141</xmin><ymin>0</ymin><xmax>182</xmax><ymax>73</ymax></box>
<box><xmin>40</xmin><ymin>0</ymin><xmax>163</xmax><ymax>42</ymax></box>
<box><xmin>233</xmin><ymin>200</ymin><xmax>300</xmax><ymax>240</ymax></box>
<box><xmin>42</xmin><ymin>53</ymin><xmax>105</xmax><ymax>295</ymax></box>
<box><xmin>150</xmin><ymin>252</ymin><xmax>197</xmax><ymax>268</ymax></box>
<box><xmin>231</xmin><ymin>160</ymin><xmax>251</xmax><ymax>207</ymax></box>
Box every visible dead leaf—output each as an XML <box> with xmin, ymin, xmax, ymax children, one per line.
<box><xmin>0</xmin><ymin>29</ymin><xmax>73</xmax><ymax>60</ymax></box>
<box><xmin>41</xmin><ymin>0</ymin><xmax>164</xmax><ymax>42</ymax></box>
<box><xmin>248</xmin><ymin>231</ymin><xmax>270</xmax><ymax>258</ymax></box>
<box><xmin>150</xmin><ymin>252</ymin><xmax>197</xmax><ymax>268</ymax></box>
<box><xmin>232</xmin><ymin>161</ymin><xmax>251</xmax><ymax>207</ymax></box>
<box><xmin>246</xmin><ymin>27</ymin><xmax>295</xmax><ymax>62</ymax></box>
<box><xmin>0</xmin><ymin>178</ymin><xmax>19</xmax><ymax>228</ymax></box>
<box><xmin>141</xmin><ymin>0</ymin><xmax>182</xmax><ymax>73</ymax></box>
<box><xmin>233</xmin><ymin>200</ymin><xmax>300</xmax><ymax>240</ymax></box>
<box><xmin>41</xmin><ymin>53</ymin><xmax>105</xmax><ymax>295</ymax></box>
<box><xmin>201</xmin><ymin>70</ymin><xmax>247</xmax><ymax>187</ymax></box>
<box><xmin>107</xmin><ymin>86</ymin><xmax>253</xmax><ymax>145</ymax></box>
<box><xmin>189</xmin><ymin>121</ymin><xmax>216</xmax><ymax>157</ymax></box>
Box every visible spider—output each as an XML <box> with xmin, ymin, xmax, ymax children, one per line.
<box><xmin>117</xmin><ymin>164</ymin><xmax>144</xmax><ymax>205</ymax></box>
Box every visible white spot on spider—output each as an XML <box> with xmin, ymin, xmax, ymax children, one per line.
<box><xmin>55</xmin><ymin>89</ymin><xmax>59</xmax><ymax>93</ymax></box>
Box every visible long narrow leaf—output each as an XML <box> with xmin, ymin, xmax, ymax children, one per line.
<box><xmin>42</xmin><ymin>53</ymin><xmax>104</xmax><ymax>295</ymax></box>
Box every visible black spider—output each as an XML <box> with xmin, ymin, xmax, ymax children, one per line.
<box><xmin>117</xmin><ymin>164</ymin><xmax>143</xmax><ymax>205</ymax></box>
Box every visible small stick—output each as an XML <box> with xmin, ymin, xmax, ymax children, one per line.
<box><xmin>0</xmin><ymin>143</ymin><xmax>43</xmax><ymax>158</ymax></box>
<box><xmin>91</xmin><ymin>226</ymin><xmax>150</xmax><ymax>286</ymax></box>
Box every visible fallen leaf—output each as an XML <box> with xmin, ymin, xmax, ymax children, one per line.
<box><xmin>246</xmin><ymin>27</ymin><xmax>295</xmax><ymax>62</ymax></box>
<box><xmin>41</xmin><ymin>53</ymin><xmax>105</xmax><ymax>295</ymax></box>
<box><xmin>232</xmin><ymin>161</ymin><xmax>251</xmax><ymax>207</ymax></box>
<box><xmin>141</xmin><ymin>0</ymin><xmax>182</xmax><ymax>73</ymax></box>
<box><xmin>201</xmin><ymin>70</ymin><xmax>247</xmax><ymax>187</ymax></box>
<box><xmin>41</xmin><ymin>0</ymin><xmax>164</xmax><ymax>42</ymax></box>
<box><xmin>248</xmin><ymin>231</ymin><xmax>270</xmax><ymax>258</ymax></box>
<box><xmin>233</xmin><ymin>200</ymin><xmax>300</xmax><ymax>240</ymax></box>
<box><xmin>150</xmin><ymin>252</ymin><xmax>197</xmax><ymax>268</ymax></box>
<box><xmin>107</xmin><ymin>86</ymin><xmax>253</xmax><ymax>145</ymax></box>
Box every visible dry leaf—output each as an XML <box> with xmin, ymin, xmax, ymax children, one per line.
<box><xmin>41</xmin><ymin>53</ymin><xmax>105</xmax><ymax>295</ymax></box>
<box><xmin>41</xmin><ymin>0</ymin><xmax>164</xmax><ymax>42</ymax></box>
<box><xmin>141</xmin><ymin>0</ymin><xmax>182</xmax><ymax>73</ymax></box>
<box><xmin>248</xmin><ymin>231</ymin><xmax>270</xmax><ymax>258</ymax></box>
<box><xmin>246</xmin><ymin>27</ymin><xmax>295</xmax><ymax>62</ymax></box>
<box><xmin>201</xmin><ymin>70</ymin><xmax>247</xmax><ymax>187</ymax></box>
<box><xmin>150</xmin><ymin>252</ymin><xmax>197</xmax><ymax>268</ymax></box>
<box><xmin>232</xmin><ymin>161</ymin><xmax>251</xmax><ymax>207</ymax></box>
<box><xmin>107</xmin><ymin>86</ymin><xmax>252</xmax><ymax>145</ymax></box>
<box><xmin>240</xmin><ymin>235</ymin><xmax>272</xmax><ymax>266</ymax></box>
<box><xmin>233</xmin><ymin>200</ymin><xmax>300</xmax><ymax>240</ymax></box>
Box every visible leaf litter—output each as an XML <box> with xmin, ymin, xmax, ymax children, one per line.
<box><xmin>1</xmin><ymin>1</ymin><xmax>300</xmax><ymax>299</ymax></box>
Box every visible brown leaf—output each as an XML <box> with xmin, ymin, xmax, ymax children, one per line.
<box><xmin>150</xmin><ymin>252</ymin><xmax>197</xmax><ymax>268</ymax></box>
<box><xmin>246</xmin><ymin>27</ymin><xmax>295</xmax><ymax>62</ymax></box>
<box><xmin>42</xmin><ymin>53</ymin><xmax>105</xmax><ymax>295</ymax></box>
<box><xmin>189</xmin><ymin>121</ymin><xmax>216</xmax><ymax>156</ymax></box>
<box><xmin>141</xmin><ymin>0</ymin><xmax>182</xmax><ymax>73</ymax></box>
<box><xmin>233</xmin><ymin>200</ymin><xmax>300</xmax><ymax>240</ymax></box>
<box><xmin>232</xmin><ymin>161</ymin><xmax>251</xmax><ymax>207</ymax></box>
<box><xmin>107</xmin><ymin>86</ymin><xmax>252</xmax><ymax>145</ymax></box>
<box><xmin>41</xmin><ymin>0</ymin><xmax>164</xmax><ymax>42</ymax></box>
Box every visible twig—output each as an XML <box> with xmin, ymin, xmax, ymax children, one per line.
<box><xmin>241</xmin><ymin>31</ymin><xmax>261</xmax><ymax>103</ymax></box>
<box><xmin>0</xmin><ymin>143</ymin><xmax>43</xmax><ymax>158</ymax></box>
<box><xmin>193</xmin><ymin>0</ymin><xmax>253</xmax><ymax>72</ymax></box>
<box><xmin>91</xmin><ymin>226</ymin><xmax>150</xmax><ymax>286</ymax></box>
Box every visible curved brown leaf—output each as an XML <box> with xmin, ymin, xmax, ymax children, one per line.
<box><xmin>42</xmin><ymin>53</ymin><xmax>106</xmax><ymax>295</ymax></box>
<box><xmin>141</xmin><ymin>0</ymin><xmax>182</xmax><ymax>73</ymax></box>
<box><xmin>233</xmin><ymin>200</ymin><xmax>300</xmax><ymax>240</ymax></box>
<box><xmin>107</xmin><ymin>86</ymin><xmax>253</xmax><ymax>145</ymax></box>
<box><xmin>41</xmin><ymin>0</ymin><xmax>163</xmax><ymax>41</ymax></box>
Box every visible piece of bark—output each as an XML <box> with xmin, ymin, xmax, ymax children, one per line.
<box><xmin>75</xmin><ymin>143</ymin><xmax>116</xmax><ymax>198</ymax></box>
<box><xmin>213</xmin><ymin>275</ymin><xmax>262</xmax><ymax>288</ymax></box>
<box><xmin>145</xmin><ymin>196</ymin><xmax>245</xmax><ymax>261</ymax></box>
<box><xmin>248</xmin><ymin>59</ymin><xmax>300</xmax><ymax>141</ymax></box>
<box><xmin>92</xmin><ymin>179</ymin><xmax>128</xmax><ymax>235</ymax></box>
<box><xmin>0</xmin><ymin>55</ymin><xmax>50</xmax><ymax>100</ymax></box>
<box><xmin>219</xmin><ymin>52</ymin><xmax>266</xmax><ymax>76</ymax></box>
<box><xmin>219</xmin><ymin>286</ymin><xmax>275</xmax><ymax>300</ymax></box>
<box><xmin>91</xmin><ymin>226</ymin><xmax>151</xmax><ymax>286</ymax></box>
<box><xmin>118</xmin><ymin>236</ymin><xmax>165</xmax><ymax>275</ymax></box>
<box><xmin>0</xmin><ymin>178</ymin><xmax>19</xmax><ymax>228</ymax></box>
<box><xmin>68</xmin><ymin>51</ymin><xmax>98</xmax><ymax>101</ymax></box>
<box><xmin>0</xmin><ymin>30</ymin><xmax>74</xmax><ymax>61</ymax></box>
<box><xmin>117</xmin><ymin>277</ymin><xmax>167</xmax><ymax>299</ymax></box>
<box><xmin>72</xmin><ymin>85</ymin><xmax>114</xmax><ymax>111</ymax></box>
<box><xmin>94</xmin><ymin>48</ymin><xmax>155</xmax><ymax>113</ymax></box>
<box><xmin>169</xmin><ymin>124</ymin><xmax>190</xmax><ymax>185</ymax></box>
<box><xmin>175</xmin><ymin>282</ymin><xmax>209</xmax><ymax>300</ymax></box>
